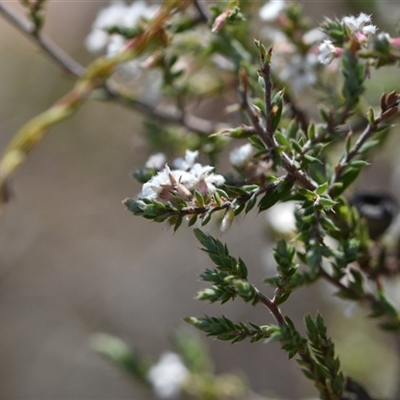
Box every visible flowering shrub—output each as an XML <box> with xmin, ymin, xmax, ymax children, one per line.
<box><xmin>0</xmin><ymin>0</ymin><xmax>400</xmax><ymax>399</ymax></box>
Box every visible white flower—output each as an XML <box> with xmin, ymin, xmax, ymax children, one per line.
<box><xmin>145</xmin><ymin>153</ymin><xmax>167</xmax><ymax>169</ymax></box>
<box><xmin>275</xmin><ymin>53</ymin><xmax>318</xmax><ymax>93</ymax></box>
<box><xmin>266</xmin><ymin>201</ymin><xmax>298</xmax><ymax>235</ymax></box>
<box><xmin>140</xmin><ymin>164</ymin><xmax>174</xmax><ymax>200</ymax></box>
<box><xmin>303</xmin><ymin>28</ymin><xmax>326</xmax><ymax>46</ymax></box>
<box><xmin>229</xmin><ymin>143</ymin><xmax>253</xmax><ymax>167</ymax></box>
<box><xmin>85</xmin><ymin>0</ymin><xmax>159</xmax><ymax>55</ymax></box>
<box><xmin>147</xmin><ymin>352</ymin><xmax>189</xmax><ymax>399</ymax></box>
<box><xmin>259</xmin><ymin>0</ymin><xmax>286</xmax><ymax>22</ymax></box>
<box><xmin>139</xmin><ymin>151</ymin><xmax>225</xmax><ymax>201</ymax></box>
<box><xmin>85</xmin><ymin>1</ymin><xmax>128</xmax><ymax>53</ymax></box>
<box><xmin>106</xmin><ymin>34</ymin><xmax>126</xmax><ymax>56</ymax></box>
<box><xmin>318</xmin><ymin>39</ymin><xmax>337</xmax><ymax>65</ymax></box>
<box><xmin>140</xmin><ymin>165</ymin><xmax>192</xmax><ymax>200</ymax></box>
<box><xmin>342</xmin><ymin>13</ymin><xmax>377</xmax><ymax>36</ymax></box>
<box><xmin>173</xmin><ymin>150</ymin><xmax>199</xmax><ymax>170</ymax></box>
<box><xmin>362</xmin><ymin>24</ymin><xmax>378</xmax><ymax>36</ymax></box>
<box><xmin>189</xmin><ymin>163</ymin><xmax>225</xmax><ymax>193</ymax></box>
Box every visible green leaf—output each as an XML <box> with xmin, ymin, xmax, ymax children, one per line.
<box><xmin>238</xmin><ymin>257</ymin><xmax>248</xmax><ymax>279</ymax></box>
<box><xmin>194</xmin><ymin>190</ymin><xmax>205</xmax><ymax>207</ymax></box>
<box><xmin>316</xmin><ymin>182</ymin><xmax>328</xmax><ymax>195</ymax></box>
<box><xmin>290</xmin><ymin>139</ymin><xmax>303</xmax><ymax>154</ymax></box>
<box><xmin>188</xmin><ymin>215</ymin><xmax>198</xmax><ymax>227</ymax></box>
<box><xmin>318</xmin><ymin>197</ymin><xmax>337</xmax><ymax>208</ymax></box>
<box><xmin>173</xmin><ymin>216</ymin><xmax>183</xmax><ymax>232</ymax></box>
<box><xmin>358</xmin><ymin>140</ymin><xmax>380</xmax><ymax>154</ymax></box>
<box><xmin>258</xmin><ymin>178</ymin><xmax>294</xmax><ymax>212</ymax></box>
<box><xmin>245</xmin><ymin>193</ymin><xmax>257</xmax><ymax>214</ymax></box>
<box><xmin>201</xmin><ymin>210</ymin><xmax>213</xmax><ymax>226</ymax></box>
<box><xmin>303</xmin><ymin>154</ymin><xmax>323</xmax><ymax>165</ymax></box>
<box><xmin>307</xmin><ymin>122</ymin><xmax>316</xmax><ymax>141</ymax></box>
<box><xmin>275</xmin><ymin>131</ymin><xmax>291</xmax><ymax>150</ymax></box>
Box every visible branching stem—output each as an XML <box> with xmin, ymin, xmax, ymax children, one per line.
<box><xmin>257</xmin><ymin>290</ymin><xmax>286</xmax><ymax>327</ymax></box>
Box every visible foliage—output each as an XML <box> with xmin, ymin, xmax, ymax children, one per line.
<box><xmin>1</xmin><ymin>0</ymin><xmax>400</xmax><ymax>399</ymax></box>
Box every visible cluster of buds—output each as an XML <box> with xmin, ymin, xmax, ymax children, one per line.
<box><xmin>139</xmin><ymin>150</ymin><xmax>225</xmax><ymax>202</ymax></box>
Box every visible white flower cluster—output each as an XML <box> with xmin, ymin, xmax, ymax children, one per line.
<box><xmin>342</xmin><ymin>12</ymin><xmax>377</xmax><ymax>37</ymax></box>
<box><xmin>147</xmin><ymin>352</ymin><xmax>189</xmax><ymax>399</ymax></box>
<box><xmin>85</xmin><ymin>0</ymin><xmax>159</xmax><ymax>55</ymax></box>
<box><xmin>258</xmin><ymin>0</ymin><xmax>326</xmax><ymax>93</ymax></box>
<box><xmin>318</xmin><ymin>13</ymin><xmax>378</xmax><ymax>65</ymax></box>
<box><xmin>140</xmin><ymin>150</ymin><xmax>225</xmax><ymax>201</ymax></box>
<box><xmin>261</xmin><ymin>27</ymin><xmax>321</xmax><ymax>93</ymax></box>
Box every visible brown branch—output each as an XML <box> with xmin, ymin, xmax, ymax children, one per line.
<box><xmin>318</xmin><ymin>266</ymin><xmax>377</xmax><ymax>308</ymax></box>
<box><xmin>257</xmin><ymin>289</ymin><xmax>286</xmax><ymax>327</ymax></box>
<box><xmin>0</xmin><ymin>2</ymin><xmax>85</xmax><ymax>77</ymax></box>
<box><xmin>193</xmin><ymin>0</ymin><xmax>210</xmax><ymax>22</ymax></box>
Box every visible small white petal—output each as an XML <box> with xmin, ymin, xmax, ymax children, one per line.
<box><xmin>259</xmin><ymin>0</ymin><xmax>286</xmax><ymax>21</ymax></box>
<box><xmin>106</xmin><ymin>34</ymin><xmax>126</xmax><ymax>56</ymax></box>
<box><xmin>318</xmin><ymin>39</ymin><xmax>336</xmax><ymax>65</ymax></box>
<box><xmin>145</xmin><ymin>153</ymin><xmax>167</xmax><ymax>169</ymax></box>
<box><xmin>276</xmin><ymin>53</ymin><xmax>317</xmax><ymax>93</ymax></box>
<box><xmin>85</xmin><ymin>30</ymin><xmax>109</xmax><ymax>53</ymax></box>
<box><xmin>173</xmin><ymin>150</ymin><xmax>199</xmax><ymax>170</ymax></box>
<box><xmin>140</xmin><ymin>164</ymin><xmax>172</xmax><ymax>199</ymax></box>
<box><xmin>229</xmin><ymin>143</ymin><xmax>253</xmax><ymax>167</ymax></box>
<box><xmin>342</xmin><ymin>15</ymin><xmax>358</xmax><ymax>31</ymax></box>
<box><xmin>362</xmin><ymin>24</ymin><xmax>377</xmax><ymax>35</ymax></box>
<box><xmin>148</xmin><ymin>352</ymin><xmax>189</xmax><ymax>399</ymax></box>
<box><xmin>356</xmin><ymin>12</ymin><xmax>372</xmax><ymax>26</ymax></box>
<box><xmin>85</xmin><ymin>0</ymin><xmax>159</xmax><ymax>54</ymax></box>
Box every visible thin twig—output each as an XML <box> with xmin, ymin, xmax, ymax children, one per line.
<box><xmin>0</xmin><ymin>2</ymin><xmax>85</xmax><ymax>77</ymax></box>
<box><xmin>260</xmin><ymin>49</ymin><xmax>274</xmax><ymax>144</ymax></box>
<box><xmin>319</xmin><ymin>266</ymin><xmax>378</xmax><ymax>309</ymax></box>
<box><xmin>239</xmin><ymin>70</ymin><xmax>271</xmax><ymax>146</ymax></box>
<box><xmin>103</xmin><ymin>86</ymin><xmax>219</xmax><ymax>134</ymax></box>
<box><xmin>240</xmin><ymin>62</ymin><xmax>317</xmax><ymax>191</ymax></box>
<box><xmin>257</xmin><ymin>290</ymin><xmax>286</xmax><ymax>327</ymax></box>
<box><xmin>193</xmin><ymin>0</ymin><xmax>210</xmax><ymax>23</ymax></box>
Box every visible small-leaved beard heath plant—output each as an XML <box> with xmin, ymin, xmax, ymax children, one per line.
<box><xmin>0</xmin><ymin>0</ymin><xmax>400</xmax><ymax>399</ymax></box>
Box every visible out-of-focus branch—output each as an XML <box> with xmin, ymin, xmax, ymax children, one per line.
<box><xmin>0</xmin><ymin>2</ymin><xmax>85</xmax><ymax>77</ymax></box>
<box><xmin>193</xmin><ymin>0</ymin><xmax>211</xmax><ymax>23</ymax></box>
<box><xmin>0</xmin><ymin>0</ymin><xmax>195</xmax><ymax>211</ymax></box>
<box><xmin>103</xmin><ymin>86</ymin><xmax>219</xmax><ymax>135</ymax></box>
<box><xmin>0</xmin><ymin>1</ymin><xmax>218</xmax><ymax>135</ymax></box>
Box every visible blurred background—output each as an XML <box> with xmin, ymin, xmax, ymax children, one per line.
<box><xmin>0</xmin><ymin>1</ymin><xmax>400</xmax><ymax>399</ymax></box>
